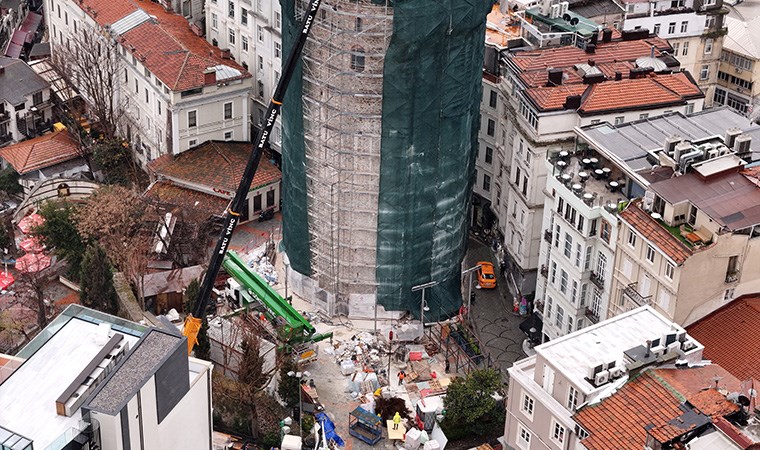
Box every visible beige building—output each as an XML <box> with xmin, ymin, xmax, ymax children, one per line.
<box><xmin>714</xmin><ymin>16</ymin><xmax>759</xmax><ymax>117</ymax></box>
<box><xmin>611</xmin><ymin>159</ymin><xmax>760</xmax><ymax>326</ymax></box>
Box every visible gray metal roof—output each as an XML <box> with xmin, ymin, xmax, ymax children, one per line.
<box><xmin>85</xmin><ymin>329</ymin><xmax>182</xmax><ymax>415</ymax></box>
<box><xmin>0</xmin><ymin>57</ymin><xmax>49</xmax><ymax>106</ymax></box>
<box><xmin>109</xmin><ymin>9</ymin><xmax>153</xmax><ymax>36</ymax></box>
<box><xmin>580</xmin><ymin>108</ymin><xmax>756</xmax><ymax>166</ymax></box>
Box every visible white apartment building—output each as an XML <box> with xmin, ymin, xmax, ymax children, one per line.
<box><xmin>45</xmin><ymin>0</ymin><xmax>252</xmax><ymax>166</ymax></box>
<box><xmin>206</xmin><ymin>0</ymin><xmax>284</xmax><ymax>151</ymax></box>
<box><xmin>504</xmin><ymin>306</ymin><xmax>704</xmax><ymax>450</ymax></box>
<box><xmin>498</xmin><ymin>31</ymin><xmax>703</xmax><ymax>299</ymax></box>
<box><xmin>620</xmin><ymin>0</ymin><xmax>726</xmax><ymax>104</ymax></box>
<box><xmin>0</xmin><ymin>305</ymin><xmax>213</xmax><ymax>450</ymax></box>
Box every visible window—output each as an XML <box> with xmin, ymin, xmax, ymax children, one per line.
<box><xmin>575</xmin><ymin>243</ymin><xmax>582</xmax><ymax>267</ymax></box>
<box><xmin>577</xmin><ymin>215</ymin><xmax>584</xmax><ymax>233</ymax></box>
<box><xmin>705</xmin><ymin>38</ymin><xmax>714</xmax><ymax>54</ymax></box>
<box><xmin>672</xmin><ymin>42</ymin><xmax>679</xmax><ymax>55</ymax></box>
<box><xmin>134</xmin><ymin>79</ymin><xmax>139</xmax><ymax>93</ymax></box>
<box><xmin>224</xmin><ymin>130</ymin><xmax>233</xmax><ymax>140</ymax></box>
<box><xmin>628</xmin><ymin>229</ymin><xmax>637</xmax><ymax>247</ymax></box>
<box><xmin>228</xmin><ymin>1</ymin><xmax>234</xmax><ymax>17</ymax></box>
<box><xmin>639</xmin><ymin>113</ymin><xmax>649</xmax><ymax>120</ymax></box>
<box><xmin>487</xmin><ymin>118</ymin><xmax>495</xmax><ymax>136</ymax></box>
<box><xmin>224</xmin><ymin>102</ymin><xmax>233</xmax><ymax>120</ymax></box>
<box><xmin>682</xmin><ymin>41</ymin><xmax>689</xmax><ymax>56</ymax></box>
<box><xmin>571</xmin><ymin>281</ymin><xmax>578</xmax><ymax>304</ymax></box>
<box><xmin>685</xmin><ymin>103</ymin><xmax>694</xmax><ymax>114</ymax></box>
<box><xmin>671</xmin><ymin>0</ymin><xmax>684</xmax><ymax>6</ymax></box>
<box><xmin>253</xmin><ymin>194</ymin><xmax>262</xmax><ymax>211</ymax></box>
<box><xmin>554</xmin><ymin>224</ymin><xmax>560</xmax><ymax>248</ymax></box>
<box><xmin>350</xmin><ymin>46</ymin><xmax>365</xmax><ymax>72</ymax></box>
<box><xmin>266</xmin><ymin>189</ymin><xmax>275</xmax><ymax>207</ymax></box>
<box><xmin>520</xmin><ymin>392</ymin><xmax>535</xmax><ymax>418</ymax></box>
<box><xmin>552</xmin><ymin>420</ymin><xmax>566</xmax><ymax>445</ymax></box>
<box><xmin>515</xmin><ymin>166</ymin><xmax>521</xmax><ymax>185</ymax></box>
<box><xmin>157</xmin><ymin>101</ymin><xmax>162</xmax><ymax>115</ymax></box>
<box><xmin>614</xmin><ymin>116</ymin><xmax>624</xmax><ymax>125</ymax></box>
<box><xmin>355</xmin><ymin>17</ymin><xmax>362</xmax><ymax>32</ymax></box>
<box><xmin>596</xmin><ymin>253</ymin><xmax>607</xmax><ymax>282</ymax></box>
<box><xmin>580</xmin><ymin>283</ymin><xmax>588</xmax><ymax>306</ymax></box>
<box><xmin>522</xmin><ymin>176</ymin><xmax>528</xmax><ymax>196</ymax></box>
<box><xmin>568</xmin><ymin>386</ymin><xmax>579</xmax><ymax>410</ymax></box>
<box><xmin>705</xmin><ymin>16</ymin><xmax>715</xmax><ymax>29</ymax></box>
<box><xmin>189</xmin><ymin>139</ymin><xmax>197</xmax><ymax>147</ymax></box>
<box><xmin>680</xmin><ymin>21</ymin><xmax>688</xmax><ymax>33</ymax></box>
<box><xmin>489</xmin><ymin>90</ymin><xmax>497</xmax><ymax>108</ymax></box>
<box><xmin>229</xmin><ymin>29</ymin><xmax>236</xmax><ymax>46</ymax></box>
<box><xmin>665</xmin><ymin>263</ymin><xmax>674</xmax><ymax>280</ymax></box>
<box><xmin>564</xmin><ymin>233</ymin><xmax>572</xmax><ymax>258</ymax></box>
<box><xmin>546</xmin><ymin>297</ymin><xmax>553</xmax><ymax>320</ymax></box>
<box><xmin>242</xmin><ymin>35</ymin><xmax>248</xmax><ymax>51</ymax></box>
<box><xmin>555</xmin><ymin>305</ymin><xmax>564</xmax><ymax>327</ymax></box>
<box><xmin>592</xmin><ymin>288</ymin><xmax>602</xmax><ymax>315</ymax></box>
<box><xmin>668</xmin><ymin>22</ymin><xmax>676</xmax><ymax>34</ymax></box>
<box><xmin>258</xmin><ymin>55</ymin><xmax>264</xmax><ymax>71</ymax></box>
<box><xmin>699</xmin><ymin>64</ymin><xmax>709</xmax><ymax>80</ymax></box>
<box><xmin>57</xmin><ymin>4</ymin><xmax>60</xmax><ymax>18</ymax></box>
<box><xmin>519</xmin><ymin>99</ymin><xmax>538</xmax><ymax>129</ymax></box>
<box><xmin>567</xmin><ymin>315</ymin><xmax>573</xmax><ymax>334</ymax></box>
<box><xmin>601</xmin><ymin>220</ymin><xmax>611</xmax><ymax>243</ymax></box>
<box><xmin>241</xmin><ymin>7</ymin><xmax>248</xmax><ymax>25</ymax></box>
<box><xmin>211</xmin><ymin>13</ymin><xmax>218</xmax><ymax>29</ymax></box>
<box><xmin>257</xmin><ymin>81</ymin><xmax>264</xmax><ymax>98</ymax></box>
<box><xmin>646</xmin><ymin>245</ymin><xmax>656</xmax><ymax>263</ymax></box>
<box><xmin>274</xmin><ymin>42</ymin><xmax>281</xmax><ymax>58</ymax></box>
<box><xmin>560</xmin><ymin>270</ymin><xmax>568</xmax><ymax>293</ymax></box>
<box><xmin>188</xmin><ymin>110</ymin><xmax>197</xmax><ymax>128</ymax></box>
<box><xmin>33</xmin><ymin>91</ymin><xmax>43</xmax><ymax>105</ymax></box>
<box><xmin>65</xmin><ymin>11</ymin><xmax>68</xmax><ymax>25</ymax></box>
<box><xmin>483</xmin><ymin>174</ymin><xmax>491</xmax><ymax>192</ymax></box>
<box><xmin>653</xmin><ymin>23</ymin><xmax>660</xmax><ymax>35</ymax></box>
<box><xmin>517</xmin><ymin>426</ymin><xmax>531</xmax><ymax>450</ymax></box>
<box><xmin>550</xmin><ymin>261</ymin><xmax>557</xmax><ymax>284</ymax></box>
<box><xmin>274</xmin><ymin>11</ymin><xmax>281</xmax><ymax>29</ymax></box>
<box><xmin>257</xmin><ymin>25</ymin><xmax>263</xmax><ymax>42</ymax></box>
<box><xmin>485</xmin><ymin>147</ymin><xmax>493</xmax><ymax>164</ymax></box>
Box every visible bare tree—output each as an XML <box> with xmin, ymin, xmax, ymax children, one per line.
<box><xmin>50</xmin><ymin>22</ymin><xmax>130</xmax><ymax>140</ymax></box>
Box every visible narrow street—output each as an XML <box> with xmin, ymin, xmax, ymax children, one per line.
<box><xmin>464</xmin><ymin>237</ymin><xmax>527</xmax><ymax>378</ymax></box>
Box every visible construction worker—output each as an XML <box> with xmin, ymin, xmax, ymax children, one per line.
<box><xmin>398</xmin><ymin>370</ymin><xmax>405</xmax><ymax>386</ymax></box>
<box><xmin>393</xmin><ymin>412</ymin><xmax>401</xmax><ymax>430</ymax></box>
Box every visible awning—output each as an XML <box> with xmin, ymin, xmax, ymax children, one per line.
<box><xmin>4</xmin><ymin>13</ymin><xmax>42</xmax><ymax>58</ymax></box>
<box><xmin>519</xmin><ymin>312</ymin><xmax>543</xmax><ymax>343</ymax></box>
<box><xmin>16</xmin><ymin>252</ymin><xmax>51</xmax><ymax>273</ymax></box>
<box><xmin>17</xmin><ymin>213</ymin><xmax>44</xmax><ymax>235</ymax></box>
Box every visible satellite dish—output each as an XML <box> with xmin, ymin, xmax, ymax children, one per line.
<box><xmin>570</xmin><ymin>17</ymin><xmax>580</xmax><ymax>26</ymax></box>
<box><xmin>738</xmin><ymin>395</ymin><xmax>751</xmax><ymax>407</ymax></box>
<box><xmin>563</xmin><ymin>13</ymin><xmax>571</xmax><ymax>21</ymax></box>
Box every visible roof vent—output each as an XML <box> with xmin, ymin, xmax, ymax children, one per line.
<box><xmin>547</xmin><ymin>68</ymin><xmax>563</xmax><ymax>86</ymax></box>
<box><xmin>602</xmin><ymin>28</ymin><xmax>613</xmax><ymax>43</ymax></box>
<box><xmin>615</xmin><ymin>71</ymin><xmax>622</xmax><ymax>81</ymax></box>
<box><xmin>563</xmin><ymin>94</ymin><xmax>582</xmax><ymax>110</ymax></box>
<box><xmin>585</xmin><ymin>43</ymin><xmax>596</xmax><ymax>54</ymax></box>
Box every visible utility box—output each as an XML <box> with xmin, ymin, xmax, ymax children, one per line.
<box><xmin>281</xmin><ymin>434</ymin><xmax>302</xmax><ymax>450</ymax></box>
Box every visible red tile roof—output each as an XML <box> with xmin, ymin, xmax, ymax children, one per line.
<box><xmin>619</xmin><ymin>199</ymin><xmax>692</xmax><ymax>264</ymax></box>
<box><xmin>0</xmin><ymin>131</ymin><xmax>82</xmax><ymax>174</ymax></box>
<box><xmin>145</xmin><ymin>180</ymin><xmax>229</xmax><ymax>218</ymax></box>
<box><xmin>77</xmin><ymin>0</ymin><xmax>249</xmax><ymax>91</ymax></box>
<box><xmin>575</xmin><ymin>367</ymin><xmax>742</xmax><ymax>450</ymax></box>
<box><xmin>687</xmin><ymin>295</ymin><xmax>760</xmax><ymax>382</ymax></box>
<box><xmin>147</xmin><ymin>141</ymin><xmax>281</xmax><ymax>194</ymax></box>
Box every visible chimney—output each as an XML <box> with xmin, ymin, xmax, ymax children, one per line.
<box><xmin>583</xmin><ymin>73</ymin><xmax>606</xmax><ymax>84</ymax></box>
<box><xmin>547</xmin><ymin>68</ymin><xmax>563</xmax><ymax>86</ymax></box>
<box><xmin>590</xmin><ymin>30</ymin><xmax>599</xmax><ymax>45</ymax></box>
<box><xmin>645</xmin><ymin>340</ymin><xmax>652</xmax><ymax>358</ymax></box>
<box><xmin>203</xmin><ymin>68</ymin><xmax>216</xmax><ymax>85</ymax></box>
<box><xmin>585</xmin><ymin>43</ymin><xmax>596</xmax><ymax>54</ymax></box>
<box><xmin>563</xmin><ymin>94</ymin><xmax>582</xmax><ymax>110</ymax></box>
<box><xmin>588</xmin><ymin>59</ymin><xmax>595</xmax><ymax>66</ymax></box>
<box><xmin>220</xmin><ymin>48</ymin><xmax>232</xmax><ymax>59</ymax></box>
<box><xmin>602</xmin><ymin>28</ymin><xmax>613</xmax><ymax>43</ymax></box>
<box><xmin>615</xmin><ymin>71</ymin><xmax>622</xmax><ymax>81</ymax></box>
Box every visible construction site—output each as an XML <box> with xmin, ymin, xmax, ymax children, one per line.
<box><xmin>281</xmin><ymin>0</ymin><xmax>493</xmax><ymax>322</ymax></box>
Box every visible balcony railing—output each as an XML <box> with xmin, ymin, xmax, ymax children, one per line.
<box><xmin>622</xmin><ymin>283</ymin><xmax>652</xmax><ymax>307</ymax></box>
<box><xmin>540</xmin><ymin>265</ymin><xmax>548</xmax><ymax>278</ymax></box>
<box><xmin>585</xmin><ymin>307</ymin><xmax>600</xmax><ymax>324</ymax></box>
<box><xmin>544</xmin><ymin>229</ymin><xmax>552</xmax><ymax>244</ymax></box>
<box><xmin>725</xmin><ymin>271</ymin><xmax>739</xmax><ymax>283</ymax></box>
<box><xmin>590</xmin><ymin>271</ymin><xmax>605</xmax><ymax>290</ymax></box>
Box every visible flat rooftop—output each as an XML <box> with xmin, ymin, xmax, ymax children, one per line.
<box><xmin>578</xmin><ymin>108</ymin><xmax>759</xmax><ymax>173</ymax></box>
<box><xmin>485</xmin><ymin>4</ymin><xmax>522</xmax><ymax>49</ymax></box>
<box><xmin>0</xmin><ymin>317</ymin><xmax>140</xmax><ymax>449</ymax></box>
<box><xmin>534</xmin><ymin>306</ymin><xmax>693</xmax><ymax>393</ymax></box>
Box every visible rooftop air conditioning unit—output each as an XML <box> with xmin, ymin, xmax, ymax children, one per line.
<box><xmin>550</xmin><ymin>4</ymin><xmax>560</xmax><ymax>19</ymax></box>
<box><xmin>595</xmin><ymin>370</ymin><xmax>610</xmax><ymax>386</ymax></box>
<box><xmin>609</xmin><ymin>366</ymin><xmax>626</xmax><ymax>379</ymax></box>
<box><xmin>651</xmin><ymin>345</ymin><xmax>666</xmax><ymax>357</ymax></box>
<box><xmin>676</xmin><ymin>331</ymin><xmax>687</xmax><ymax>342</ymax></box>
<box><xmin>559</xmin><ymin>1</ymin><xmax>569</xmax><ymax>16</ymax></box>
<box><xmin>667</xmin><ymin>341</ymin><xmax>681</xmax><ymax>354</ymax></box>
<box><xmin>725</xmin><ymin>127</ymin><xmax>742</xmax><ymax>148</ymax></box>
<box><xmin>734</xmin><ymin>134</ymin><xmax>752</xmax><ymax>155</ymax></box>
<box><xmin>663</xmin><ymin>135</ymin><xmax>682</xmax><ymax>155</ymax></box>
<box><xmin>681</xmin><ymin>340</ymin><xmax>696</xmax><ymax>351</ymax></box>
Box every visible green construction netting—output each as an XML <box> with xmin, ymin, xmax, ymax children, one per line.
<box><xmin>281</xmin><ymin>0</ymin><xmax>491</xmax><ymax>319</ymax></box>
<box><xmin>280</xmin><ymin>0</ymin><xmax>311</xmax><ymax>276</ymax></box>
<box><xmin>375</xmin><ymin>0</ymin><xmax>492</xmax><ymax>320</ymax></box>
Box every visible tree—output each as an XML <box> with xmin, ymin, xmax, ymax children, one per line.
<box><xmin>277</xmin><ymin>357</ymin><xmax>300</xmax><ymax>408</ymax></box>
<box><xmin>184</xmin><ymin>278</ymin><xmax>200</xmax><ymax>314</ymax></box>
<box><xmin>441</xmin><ymin>369</ymin><xmax>505</xmax><ymax>439</ymax></box>
<box><xmin>0</xmin><ymin>168</ymin><xmax>22</xmax><ymax>195</ymax></box>
<box><xmin>195</xmin><ymin>319</ymin><xmax>212</xmax><ymax>360</ymax></box>
<box><xmin>91</xmin><ymin>138</ymin><xmax>138</xmax><ymax>186</ymax></box>
<box><xmin>79</xmin><ymin>244</ymin><xmax>119</xmax><ymax>315</ymax></box>
<box><xmin>50</xmin><ymin>22</ymin><xmax>129</xmax><ymax>140</ymax></box>
<box><xmin>31</xmin><ymin>201</ymin><xmax>86</xmax><ymax>279</ymax></box>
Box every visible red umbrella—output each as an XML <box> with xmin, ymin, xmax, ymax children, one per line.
<box><xmin>17</xmin><ymin>213</ymin><xmax>44</xmax><ymax>235</ymax></box>
<box><xmin>19</xmin><ymin>237</ymin><xmax>44</xmax><ymax>253</ymax></box>
<box><xmin>0</xmin><ymin>271</ymin><xmax>14</xmax><ymax>290</ymax></box>
<box><xmin>16</xmin><ymin>253</ymin><xmax>51</xmax><ymax>273</ymax></box>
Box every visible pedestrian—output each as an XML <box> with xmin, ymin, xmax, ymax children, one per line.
<box><xmin>393</xmin><ymin>412</ymin><xmax>401</xmax><ymax>430</ymax></box>
<box><xmin>445</xmin><ymin>360</ymin><xmax>451</xmax><ymax>373</ymax></box>
<box><xmin>398</xmin><ymin>370</ymin><xmax>405</xmax><ymax>386</ymax></box>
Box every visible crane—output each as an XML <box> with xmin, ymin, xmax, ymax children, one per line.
<box><xmin>183</xmin><ymin>0</ymin><xmax>323</xmax><ymax>354</ymax></box>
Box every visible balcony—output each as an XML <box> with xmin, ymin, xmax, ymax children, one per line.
<box><xmin>0</xmin><ymin>134</ymin><xmax>12</xmax><ymax>145</ymax></box>
<box><xmin>725</xmin><ymin>271</ymin><xmax>739</xmax><ymax>283</ymax></box>
<box><xmin>543</xmin><ymin>229</ymin><xmax>552</xmax><ymax>244</ymax></box>
<box><xmin>585</xmin><ymin>307</ymin><xmax>600</xmax><ymax>324</ymax></box>
<box><xmin>540</xmin><ymin>265</ymin><xmax>548</xmax><ymax>278</ymax></box>
<box><xmin>653</xmin><ymin>6</ymin><xmax>694</xmax><ymax>16</ymax></box>
<box><xmin>622</xmin><ymin>283</ymin><xmax>652</xmax><ymax>307</ymax></box>
<box><xmin>535</xmin><ymin>299</ymin><xmax>545</xmax><ymax>315</ymax></box>
<box><xmin>590</xmin><ymin>271</ymin><xmax>605</xmax><ymax>290</ymax></box>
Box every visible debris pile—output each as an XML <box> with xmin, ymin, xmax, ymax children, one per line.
<box><xmin>245</xmin><ymin>247</ymin><xmax>278</xmax><ymax>285</ymax></box>
<box><xmin>329</xmin><ymin>331</ymin><xmax>386</xmax><ymax>372</ymax></box>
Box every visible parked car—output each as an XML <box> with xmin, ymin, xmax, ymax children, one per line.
<box><xmin>477</xmin><ymin>261</ymin><xmax>496</xmax><ymax>289</ymax></box>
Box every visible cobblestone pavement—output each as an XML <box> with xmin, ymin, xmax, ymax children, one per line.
<box><xmin>464</xmin><ymin>237</ymin><xmax>527</xmax><ymax>379</ymax></box>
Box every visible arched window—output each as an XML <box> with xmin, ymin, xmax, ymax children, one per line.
<box><xmin>57</xmin><ymin>183</ymin><xmax>70</xmax><ymax>197</ymax></box>
<box><xmin>350</xmin><ymin>46</ymin><xmax>365</xmax><ymax>72</ymax></box>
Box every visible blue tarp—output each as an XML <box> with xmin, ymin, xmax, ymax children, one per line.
<box><xmin>315</xmin><ymin>412</ymin><xmax>345</xmax><ymax>447</ymax></box>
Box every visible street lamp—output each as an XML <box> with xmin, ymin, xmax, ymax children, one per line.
<box><xmin>287</xmin><ymin>370</ymin><xmax>311</xmax><ymax>437</ymax></box>
<box><xmin>412</xmin><ymin>281</ymin><xmax>438</xmax><ymax>338</ymax></box>
<box><xmin>461</xmin><ymin>264</ymin><xmax>482</xmax><ymax>322</ymax></box>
